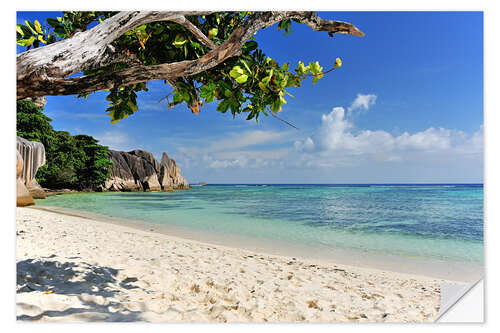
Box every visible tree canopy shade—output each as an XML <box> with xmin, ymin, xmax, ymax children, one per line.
<box><xmin>16</xmin><ymin>11</ymin><xmax>363</xmax><ymax>123</ymax></box>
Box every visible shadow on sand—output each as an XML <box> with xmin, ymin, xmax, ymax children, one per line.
<box><xmin>16</xmin><ymin>256</ymin><xmax>145</xmax><ymax>322</ymax></box>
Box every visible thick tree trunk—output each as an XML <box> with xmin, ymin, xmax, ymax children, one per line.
<box><xmin>16</xmin><ymin>11</ymin><xmax>363</xmax><ymax>99</ymax></box>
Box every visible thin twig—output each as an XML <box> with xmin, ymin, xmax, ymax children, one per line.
<box><xmin>267</xmin><ymin>107</ymin><xmax>299</xmax><ymax>130</ymax></box>
<box><xmin>176</xmin><ymin>18</ymin><xmax>217</xmax><ymax>50</ymax></box>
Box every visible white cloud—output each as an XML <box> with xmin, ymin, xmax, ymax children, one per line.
<box><xmin>94</xmin><ymin>130</ymin><xmax>138</xmax><ymax>151</ymax></box>
<box><xmin>294</xmin><ymin>137</ymin><xmax>315</xmax><ymax>152</ymax></box>
<box><xmin>213</xmin><ymin>148</ymin><xmax>291</xmax><ymax>160</ymax></box>
<box><xmin>174</xmin><ymin>130</ymin><xmax>295</xmax><ymax>171</ymax></box>
<box><xmin>44</xmin><ymin>109</ymin><xmax>107</xmax><ymax>120</ymax></box>
<box><xmin>295</xmin><ymin>104</ymin><xmax>483</xmax><ymax>167</ymax></box>
<box><xmin>395</xmin><ymin>128</ymin><xmax>452</xmax><ymax>151</ymax></box>
<box><xmin>209</xmin><ymin>157</ymin><xmax>249</xmax><ymax>169</ymax></box>
<box><xmin>347</xmin><ymin>93</ymin><xmax>377</xmax><ymax>113</ymax></box>
<box><xmin>202</xmin><ymin>154</ymin><xmax>272</xmax><ymax>169</ymax></box>
<box><xmin>180</xmin><ymin>129</ymin><xmax>293</xmax><ymax>155</ymax></box>
<box><xmin>178</xmin><ymin>93</ymin><xmax>482</xmax><ymax>183</ymax></box>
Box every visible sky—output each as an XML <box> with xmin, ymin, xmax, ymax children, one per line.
<box><xmin>17</xmin><ymin>11</ymin><xmax>483</xmax><ymax>184</ymax></box>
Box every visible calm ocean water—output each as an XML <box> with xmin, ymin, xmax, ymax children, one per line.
<box><xmin>36</xmin><ymin>184</ymin><xmax>484</xmax><ymax>264</ymax></box>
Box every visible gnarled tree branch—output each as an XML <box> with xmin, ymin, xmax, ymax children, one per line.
<box><xmin>172</xmin><ymin>17</ymin><xmax>217</xmax><ymax>50</ymax></box>
<box><xmin>16</xmin><ymin>11</ymin><xmax>364</xmax><ymax>99</ymax></box>
<box><xmin>16</xmin><ymin>11</ymin><xmax>214</xmax><ymax>82</ymax></box>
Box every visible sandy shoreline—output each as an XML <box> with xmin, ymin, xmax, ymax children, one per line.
<box><xmin>16</xmin><ymin>207</ymin><xmax>456</xmax><ymax>322</ymax></box>
<box><xmin>30</xmin><ymin>205</ymin><xmax>483</xmax><ymax>282</ymax></box>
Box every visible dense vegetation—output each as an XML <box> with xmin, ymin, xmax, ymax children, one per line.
<box><xmin>16</xmin><ymin>100</ymin><xmax>113</xmax><ymax>190</ymax></box>
<box><xmin>16</xmin><ymin>12</ymin><xmax>360</xmax><ymax>125</ymax></box>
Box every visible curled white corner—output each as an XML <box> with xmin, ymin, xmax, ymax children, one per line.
<box><xmin>436</xmin><ymin>278</ymin><xmax>484</xmax><ymax>322</ymax></box>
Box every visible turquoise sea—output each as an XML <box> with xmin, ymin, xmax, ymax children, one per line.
<box><xmin>36</xmin><ymin>184</ymin><xmax>484</xmax><ymax>278</ymax></box>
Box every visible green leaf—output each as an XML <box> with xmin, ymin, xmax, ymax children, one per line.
<box><xmin>296</xmin><ymin>61</ymin><xmax>309</xmax><ymax>75</ymax></box>
<box><xmin>25</xmin><ymin>21</ymin><xmax>37</xmax><ymax>34</ymax></box>
<box><xmin>235</xmin><ymin>74</ymin><xmax>248</xmax><ymax>84</ymax></box>
<box><xmin>127</xmin><ymin>100</ymin><xmax>138</xmax><ymax>112</ymax></box>
<box><xmin>54</xmin><ymin>26</ymin><xmax>68</xmax><ymax>38</ymax></box>
<box><xmin>334</xmin><ymin>57</ymin><xmax>342</xmax><ymax>69</ymax></box>
<box><xmin>208</xmin><ymin>28</ymin><xmax>218</xmax><ymax>39</ymax></box>
<box><xmin>37</xmin><ymin>35</ymin><xmax>46</xmax><ymax>44</ymax></box>
<box><xmin>279</xmin><ymin>94</ymin><xmax>287</xmax><ymax>105</ymax></box>
<box><xmin>16</xmin><ymin>25</ymin><xmax>24</xmax><ymax>36</ymax></box>
<box><xmin>16</xmin><ymin>36</ymin><xmax>36</xmax><ymax>47</ymax></box>
<box><xmin>309</xmin><ymin>61</ymin><xmax>323</xmax><ymax>75</ymax></box>
<box><xmin>173</xmin><ymin>92</ymin><xmax>183</xmax><ymax>104</ymax></box>
<box><xmin>34</xmin><ymin>20</ymin><xmax>43</xmax><ymax>34</ymax></box>
<box><xmin>243</xmin><ymin>41</ymin><xmax>258</xmax><ymax>53</ymax></box>
<box><xmin>19</xmin><ymin>25</ymin><xmax>32</xmax><ymax>36</ymax></box>
<box><xmin>216</xmin><ymin>99</ymin><xmax>230</xmax><ymax>113</ymax></box>
<box><xmin>229</xmin><ymin>66</ymin><xmax>244</xmax><ymax>79</ymax></box>
<box><xmin>46</xmin><ymin>18</ymin><xmax>59</xmax><ymax>27</ymax></box>
<box><xmin>271</xmin><ymin>97</ymin><xmax>282</xmax><ymax>112</ymax></box>
<box><xmin>246</xmin><ymin>110</ymin><xmax>256</xmax><ymax>120</ymax></box>
<box><xmin>172</xmin><ymin>34</ymin><xmax>187</xmax><ymax>47</ymax></box>
<box><xmin>240</xmin><ymin>60</ymin><xmax>252</xmax><ymax>75</ymax></box>
<box><xmin>312</xmin><ymin>72</ymin><xmax>324</xmax><ymax>84</ymax></box>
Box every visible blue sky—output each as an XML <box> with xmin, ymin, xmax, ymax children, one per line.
<box><xmin>17</xmin><ymin>11</ymin><xmax>483</xmax><ymax>183</ymax></box>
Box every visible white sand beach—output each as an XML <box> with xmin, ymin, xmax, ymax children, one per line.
<box><xmin>16</xmin><ymin>207</ymin><xmax>455</xmax><ymax>323</ymax></box>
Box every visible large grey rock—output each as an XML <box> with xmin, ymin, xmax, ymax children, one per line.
<box><xmin>16</xmin><ymin>151</ymin><xmax>34</xmax><ymax>206</ymax></box>
<box><xmin>16</xmin><ymin>136</ymin><xmax>46</xmax><ymax>203</ymax></box>
<box><xmin>26</xmin><ymin>179</ymin><xmax>46</xmax><ymax>199</ymax></box>
<box><xmin>17</xmin><ymin>136</ymin><xmax>46</xmax><ymax>185</ymax></box>
<box><xmin>158</xmin><ymin>152</ymin><xmax>190</xmax><ymax>190</ymax></box>
<box><xmin>104</xmin><ymin>150</ymin><xmax>141</xmax><ymax>191</ymax></box>
<box><xmin>126</xmin><ymin>150</ymin><xmax>161</xmax><ymax>191</ymax></box>
<box><xmin>104</xmin><ymin>149</ymin><xmax>187</xmax><ymax>192</ymax></box>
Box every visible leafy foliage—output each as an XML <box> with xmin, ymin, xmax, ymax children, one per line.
<box><xmin>17</xmin><ymin>12</ymin><xmax>344</xmax><ymax>124</ymax></box>
<box><xmin>16</xmin><ymin>12</ymin><xmax>116</xmax><ymax>49</ymax></box>
<box><xmin>73</xmin><ymin>135</ymin><xmax>114</xmax><ymax>189</ymax></box>
<box><xmin>16</xmin><ymin>100</ymin><xmax>113</xmax><ymax>190</ymax></box>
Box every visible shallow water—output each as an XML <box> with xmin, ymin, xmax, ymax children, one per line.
<box><xmin>37</xmin><ymin>184</ymin><xmax>484</xmax><ymax>270</ymax></box>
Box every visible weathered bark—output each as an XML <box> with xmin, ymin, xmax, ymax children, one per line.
<box><xmin>17</xmin><ymin>11</ymin><xmax>363</xmax><ymax>99</ymax></box>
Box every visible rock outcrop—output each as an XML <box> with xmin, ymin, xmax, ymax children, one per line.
<box><xmin>16</xmin><ymin>136</ymin><xmax>47</xmax><ymax>205</ymax></box>
<box><xmin>103</xmin><ymin>149</ymin><xmax>189</xmax><ymax>192</ymax></box>
<box><xmin>17</xmin><ymin>151</ymin><xmax>34</xmax><ymax>206</ymax></box>
<box><xmin>158</xmin><ymin>152</ymin><xmax>190</xmax><ymax>191</ymax></box>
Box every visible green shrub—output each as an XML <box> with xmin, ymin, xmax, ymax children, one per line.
<box><xmin>16</xmin><ymin>100</ymin><xmax>113</xmax><ymax>190</ymax></box>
